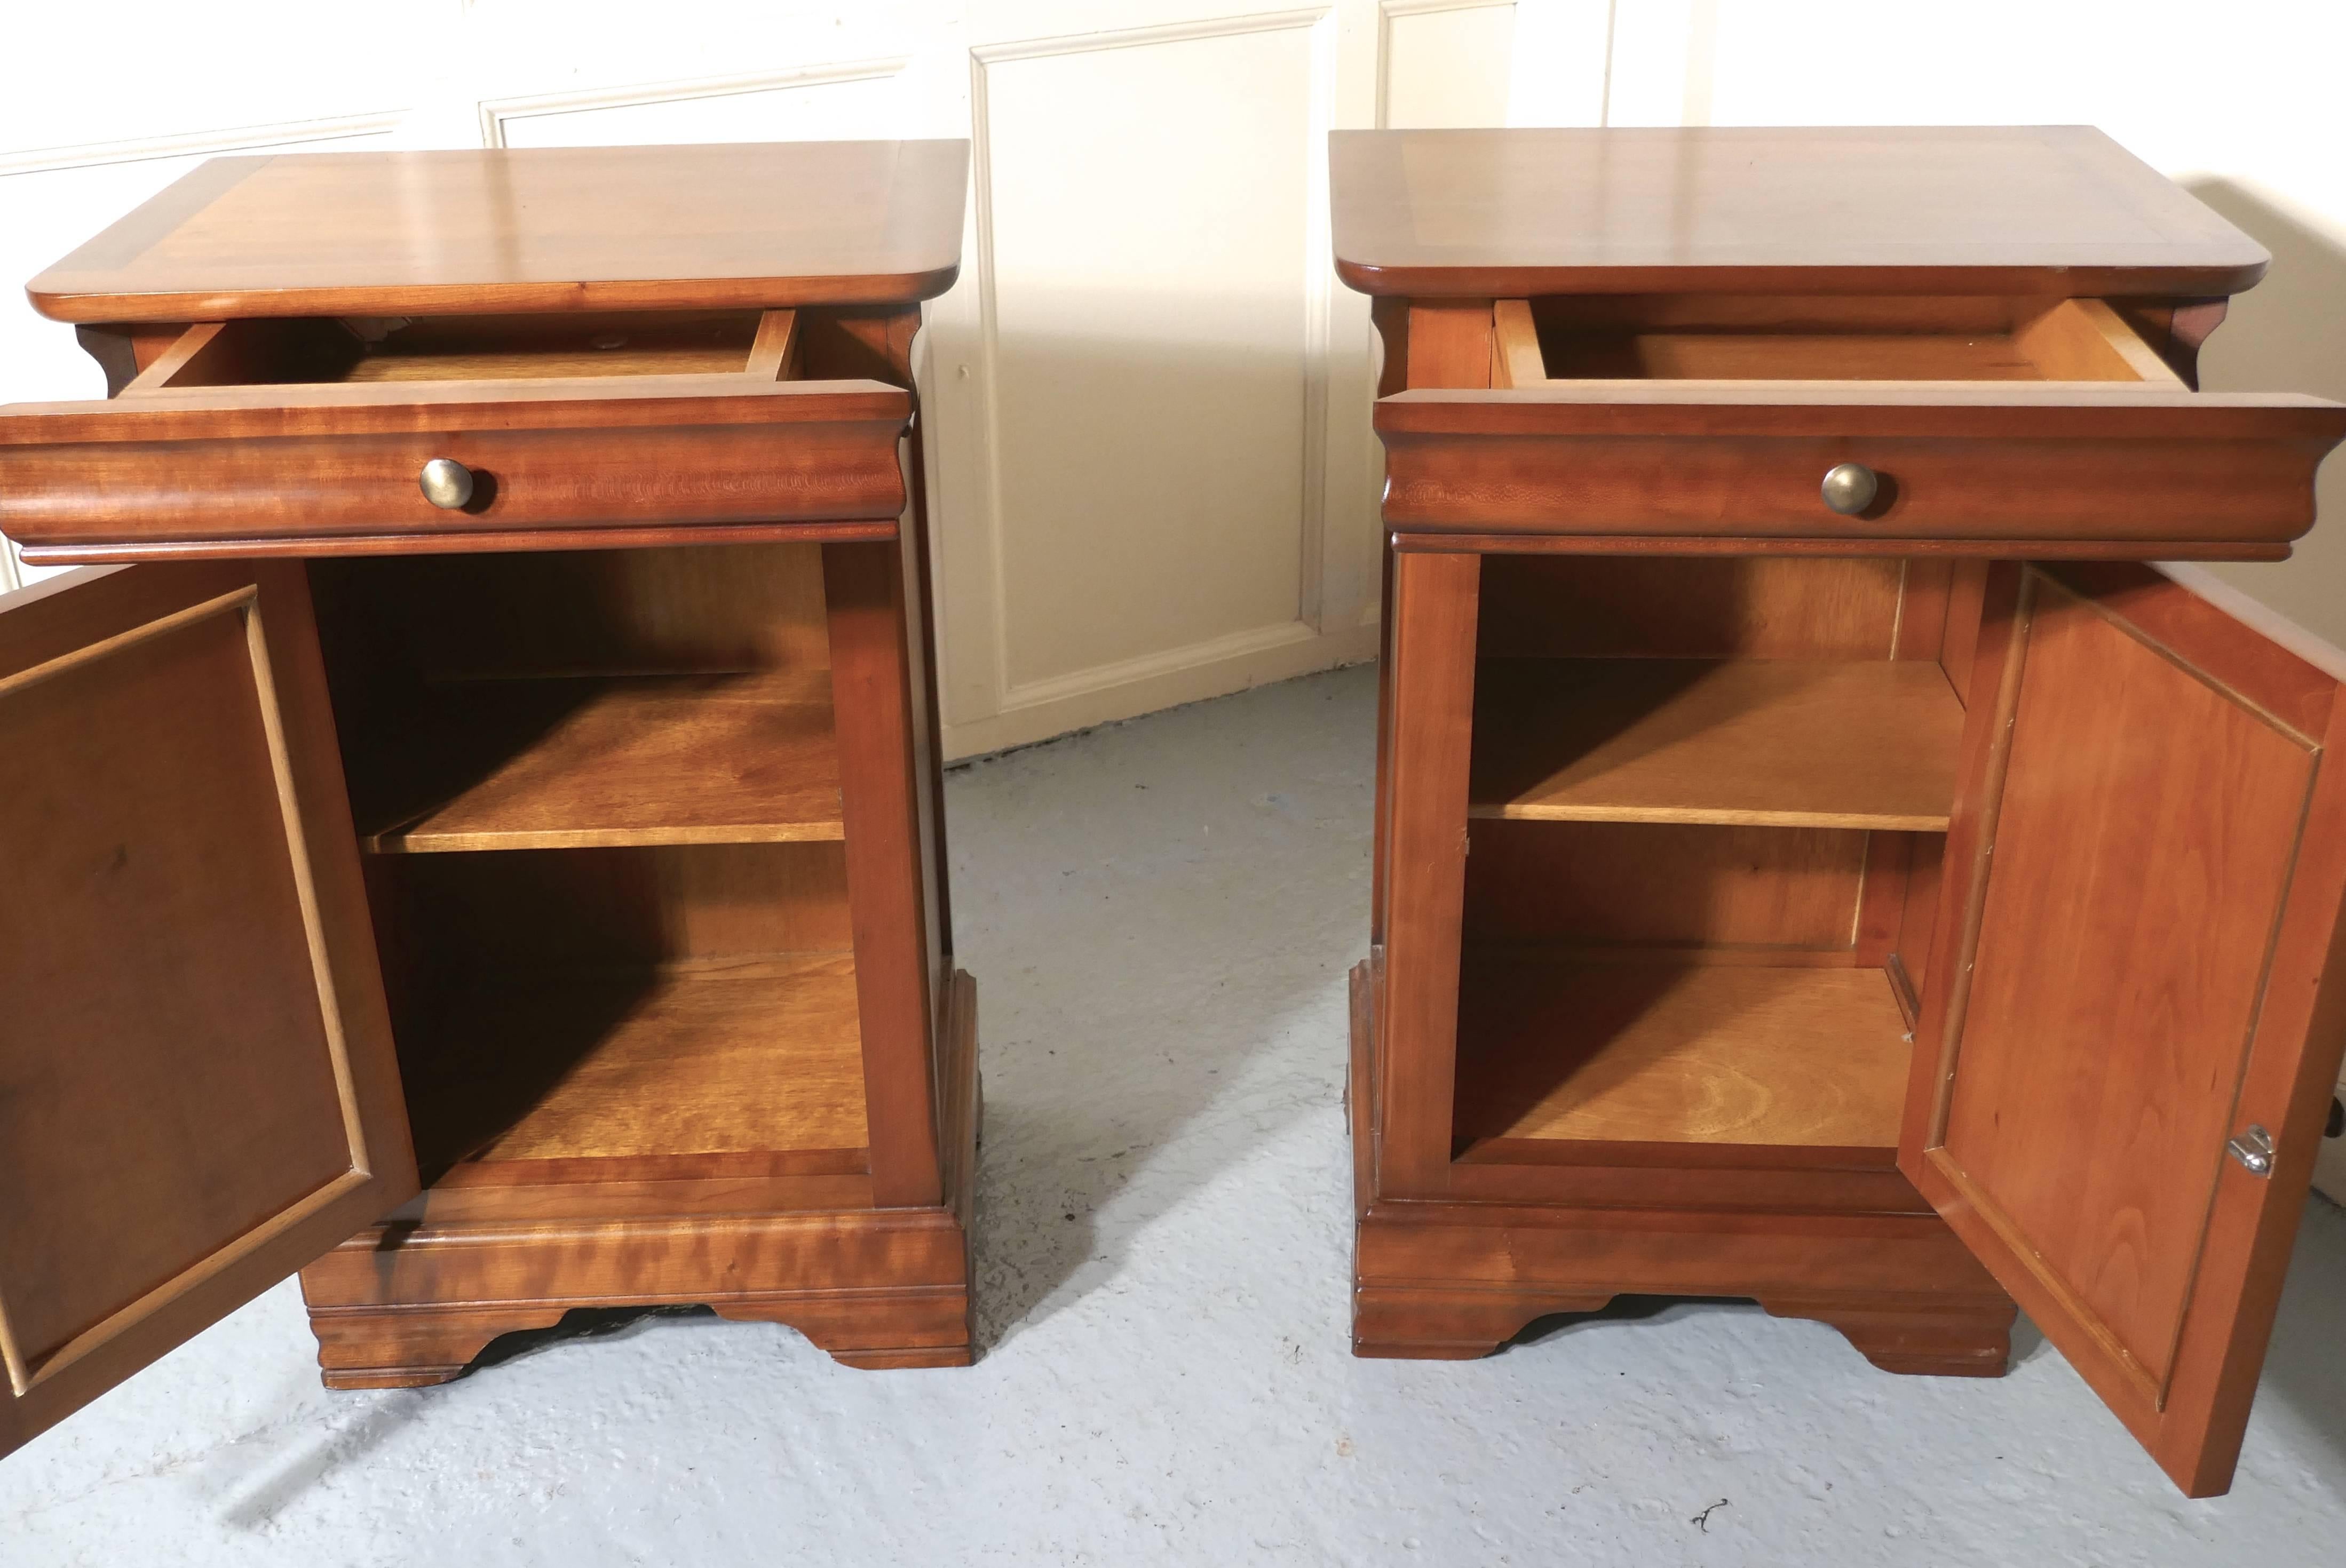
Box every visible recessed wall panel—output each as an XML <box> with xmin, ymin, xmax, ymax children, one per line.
<box><xmin>982</xmin><ymin>25</ymin><xmax>1318</xmax><ymax>692</ymax></box>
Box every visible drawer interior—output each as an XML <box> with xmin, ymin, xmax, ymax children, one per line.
<box><xmin>1502</xmin><ymin>295</ymin><xmax>2183</xmax><ymax>385</ymax></box>
<box><xmin>122</xmin><ymin>308</ymin><xmax>799</xmax><ymax>392</ymax></box>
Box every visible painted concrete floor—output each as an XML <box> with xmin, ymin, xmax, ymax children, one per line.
<box><xmin>7</xmin><ymin>664</ymin><xmax>2346</xmax><ymax>1566</ymax></box>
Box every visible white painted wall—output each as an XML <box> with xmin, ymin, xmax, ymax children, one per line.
<box><xmin>0</xmin><ymin>0</ymin><xmax>1524</xmax><ymax>760</ymax></box>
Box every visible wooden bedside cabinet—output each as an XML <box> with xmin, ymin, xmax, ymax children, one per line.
<box><xmin>0</xmin><ymin>141</ymin><xmax>974</xmax><ymax>1458</ymax></box>
<box><xmin>1332</xmin><ymin>126</ymin><xmax>2346</xmax><ymax>1497</ymax></box>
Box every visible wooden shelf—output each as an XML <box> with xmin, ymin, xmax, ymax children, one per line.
<box><xmin>401</xmin><ymin>954</ymin><xmax>868</xmax><ymax>1174</ymax></box>
<box><xmin>1470</xmin><ymin>658</ymin><xmax>1962</xmax><ymax>831</ymax></box>
<box><xmin>355</xmin><ymin>668</ymin><xmax>842</xmax><ymax>853</ymax></box>
<box><xmin>1454</xmin><ymin>956</ymin><xmax>1911</xmax><ymax>1152</ymax></box>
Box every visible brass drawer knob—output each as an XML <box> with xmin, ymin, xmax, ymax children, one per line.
<box><xmin>1820</xmin><ymin>461</ymin><xmax>1879</xmax><ymax>516</ymax></box>
<box><xmin>418</xmin><ymin>457</ymin><xmax>476</xmax><ymax>510</ymax></box>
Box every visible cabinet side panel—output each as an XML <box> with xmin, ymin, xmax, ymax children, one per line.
<box><xmin>823</xmin><ymin>540</ymin><xmax>941</xmax><ymax>1209</ymax></box>
<box><xmin>1377</xmin><ymin>550</ymin><xmax>1481</xmax><ymax>1194</ymax></box>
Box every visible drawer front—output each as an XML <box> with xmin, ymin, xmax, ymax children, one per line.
<box><xmin>0</xmin><ymin>378</ymin><xmax>911</xmax><ymax>551</ymax></box>
<box><xmin>1376</xmin><ymin>388</ymin><xmax>2346</xmax><ymax>552</ymax></box>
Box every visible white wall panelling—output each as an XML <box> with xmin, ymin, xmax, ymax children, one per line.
<box><xmin>930</xmin><ymin>1</ymin><xmax>1513</xmax><ymax>756</ymax></box>
<box><xmin>480</xmin><ymin>61</ymin><xmax>918</xmax><ymax>149</ymax></box>
<box><xmin>1377</xmin><ymin>1</ymin><xmax>1516</xmax><ymax>130</ymax></box>
<box><xmin>935</xmin><ymin>9</ymin><xmax>1344</xmax><ymax>756</ymax></box>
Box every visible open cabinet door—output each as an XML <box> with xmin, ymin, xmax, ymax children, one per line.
<box><xmin>0</xmin><ymin>561</ymin><xmax>416</xmax><ymax>1459</ymax></box>
<box><xmin>1903</xmin><ymin>561</ymin><xmax>2346</xmax><ymax>1497</ymax></box>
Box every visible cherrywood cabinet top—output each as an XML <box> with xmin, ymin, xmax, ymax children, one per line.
<box><xmin>28</xmin><ymin>141</ymin><xmax>970</xmax><ymax>323</ymax></box>
<box><xmin>1330</xmin><ymin>127</ymin><xmax>2266</xmax><ymax>298</ymax></box>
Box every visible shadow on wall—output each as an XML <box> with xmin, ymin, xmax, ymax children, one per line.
<box><xmin>2184</xmin><ymin>179</ymin><xmax>2346</xmax><ymax>652</ymax></box>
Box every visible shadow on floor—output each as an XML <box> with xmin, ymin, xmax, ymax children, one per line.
<box><xmin>1512</xmin><ymin>1293</ymin><xmax>2056</xmax><ymax>1370</ymax></box>
<box><xmin>2262</xmin><ymin>1197</ymin><xmax>2346</xmax><ymax>1475</ymax></box>
<box><xmin>214</xmin><ymin>1306</ymin><xmax>732</xmax><ymax>1528</ymax></box>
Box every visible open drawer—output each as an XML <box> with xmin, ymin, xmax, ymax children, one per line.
<box><xmin>0</xmin><ymin>309</ymin><xmax>911</xmax><ymax>559</ymax></box>
<box><xmin>1377</xmin><ymin>295</ymin><xmax>2346</xmax><ymax>555</ymax></box>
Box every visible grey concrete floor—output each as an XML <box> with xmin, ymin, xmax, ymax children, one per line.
<box><xmin>6</xmin><ymin>664</ymin><xmax>2346</xmax><ymax>1565</ymax></box>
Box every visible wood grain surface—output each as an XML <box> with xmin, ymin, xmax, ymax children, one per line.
<box><xmin>1375</xmin><ymin>550</ymin><xmax>1482</xmax><ymax>1196</ymax></box>
<box><xmin>1332</xmin><ymin>128</ymin><xmax>2266</xmax><ymax>298</ymax></box>
<box><xmin>1454</xmin><ymin>957</ymin><xmax>1911</xmax><ymax>1151</ymax></box>
<box><xmin>1906</xmin><ymin>563</ymin><xmax>2346</xmax><ymax>1494</ymax></box>
<box><xmin>1470</xmin><ymin>658</ymin><xmax>1962</xmax><ymax>830</ymax></box>
<box><xmin>1463</xmin><ymin>817</ymin><xmax>1870</xmax><ymax>955</ymax></box>
<box><xmin>29</xmin><ymin>142</ymin><xmax>969</xmax><ymax>322</ymax></box>
<box><xmin>0</xmin><ymin>563</ymin><xmax>413</xmax><ymax>1459</ymax></box>
<box><xmin>396</xmin><ymin>957</ymin><xmax>867</xmax><ymax>1172</ymax></box>
<box><xmin>299</xmin><ymin>968</ymin><xmax>981</xmax><ymax>1382</ymax></box>
<box><xmin>353</xmin><ymin>670</ymin><xmax>842</xmax><ymax>854</ymax></box>
<box><xmin>0</xmin><ymin>375</ymin><xmax>912</xmax><ymax>550</ymax></box>
<box><xmin>1475</xmin><ymin>555</ymin><xmax>1908</xmax><ymax>660</ymax></box>
<box><xmin>1376</xmin><ymin>385</ymin><xmax>2346</xmax><ymax>548</ymax></box>
<box><xmin>1348</xmin><ymin>960</ymin><xmax>2010</xmax><ymax>1369</ymax></box>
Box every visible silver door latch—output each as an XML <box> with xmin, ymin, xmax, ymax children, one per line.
<box><xmin>2225</xmin><ymin>1125</ymin><xmax>2276</xmax><ymax>1177</ymax></box>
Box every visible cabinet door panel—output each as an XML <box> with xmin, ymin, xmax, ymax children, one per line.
<box><xmin>0</xmin><ymin>562</ymin><xmax>415</xmax><ymax>1459</ymax></box>
<box><xmin>1904</xmin><ymin>561</ymin><xmax>2346</xmax><ymax>1497</ymax></box>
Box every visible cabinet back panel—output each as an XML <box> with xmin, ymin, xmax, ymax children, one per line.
<box><xmin>1463</xmin><ymin>818</ymin><xmax>1865</xmax><ymax>954</ymax></box>
<box><xmin>378</xmin><ymin>842</ymin><xmax>852</xmax><ymax>989</ymax></box>
<box><xmin>1477</xmin><ymin>556</ymin><xmax>1909</xmax><ymax>661</ymax></box>
<box><xmin>310</xmin><ymin>542</ymin><xmax>831</xmax><ymax>682</ymax></box>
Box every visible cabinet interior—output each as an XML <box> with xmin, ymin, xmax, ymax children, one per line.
<box><xmin>309</xmin><ymin>543</ymin><xmax>863</xmax><ymax>1186</ymax></box>
<box><xmin>1454</xmin><ymin>554</ymin><xmax>1983</xmax><ymax>1164</ymax></box>
<box><xmin>1502</xmin><ymin>295</ymin><xmax>2183</xmax><ymax>385</ymax></box>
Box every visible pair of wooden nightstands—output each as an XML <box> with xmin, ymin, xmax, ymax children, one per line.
<box><xmin>3</xmin><ymin>128</ymin><xmax>2342</xmax><ymax>1501</ymax></box>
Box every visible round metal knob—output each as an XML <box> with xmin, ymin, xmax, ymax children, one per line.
<box><xmin>1820</xmin><ymin>462</ymin><xmax>1879</xmax><ymax>516</ymax></box>
<box><xmin>418</xmin><ymin>458</ymin><xmax>475</xmax><ymax>511</ymax></box>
